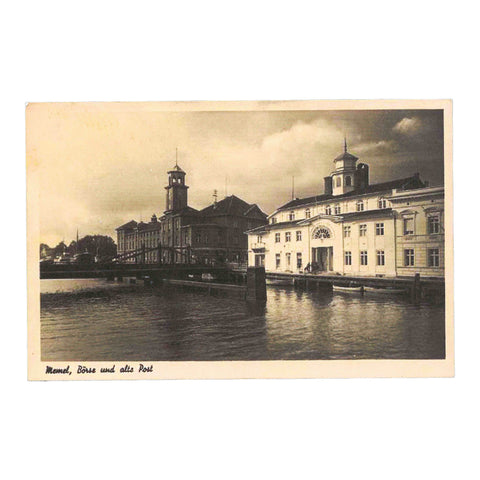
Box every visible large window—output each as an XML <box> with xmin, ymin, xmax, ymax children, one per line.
<box><xmin>404</xmin><ymin>249</ymin><xmax>415</xmax><ymax>266</ymax></box>
<box><xmin>288</xmin><ymin>211</ymin><xmax>295</xmax><ymax>221</ymax></box>
<box><xmin>271</xmin><ymin>217</ymin><xmax>277</xmax><ymax>224</ymax></box>
<box><xmin>375</xmin><ymin>223</ymin><xmax>384</xmax><ymax>236</ymax></box>
<box><xmin>296</xmin><ymin>252</ymin><xmax>302</xmax><ymax>269</ymax></box>
<box><xmin>285</xmin><ymin>232</ymin><xmax>291</xmax><ymax>242</ymax></box>
<box><xmin>296</xmin><ymin>231</ymin><xmax>302</xmax><ymax>241</ymax></box>
<box><xmin>356</xmin><ymin>200</ymin><xmax>364</xmax><ymax>212</ymax></box>
<box><xmin>345</xmin><ymin>176</ymin><xmax>352</xmax><ymax>186</ymax></box>
<box><xmin>428</xmin><ymin>214</ymin><xmax>441</xmax><ymax>234</ymax></box>
<box><xmin>275</xmin><ymin>233</ymin><xmax>280</xmax><ymax>243</ymax></box>
<box><xmin>325</xmin><ymin>205</ymin><xmax>331</xmax><ymax>215</ymax></box>
<box><xmin>404</xmin><ymin>218</ymin><xmax>414</xmax><ymax>235</ymax></box>
<box><xmin>345</xmin><ymin>251</ymin><xmax>352</xmax><ymax>265</ymax></box>
<box><xmin>275</xmin><ymin>254</ymin><xmax>281</xmax><ymax>269</ymax></box>
<box><xmin>334</xmin><ymin>205</ymin><xmax>341</xmax><ymax>215</ymax></box>
<box><xmin>336</xmin><ymin>177</ymin><xmax>341</xmax><ymax>187</ymax></box>
<box><xmin>305</xmin><ymin>209</ymin><xmax>311</xmax><ymax>219</ymax></box>
<box><xmin>359</xmin><ymin>224</ymin><xmax>367</xmax><ymax>237</ymax></box>
<box><xmin>344</xmin><ymin>226</ymin><xmax>351</xmax><ymax>238</ymax></box>
<box><xmin>376</xmin><ymin>250</ymin><xmax>385</xmax><ymax>266</ymax></box>
<box><xmin>428</xmin><ymin>248</ymin><xmax>440</xmax><ymax>267</ymax></box>
<box><xmin>360</xmin><ymin>250</ymin><xmax>368</xmax><ymax>265</ymax></box>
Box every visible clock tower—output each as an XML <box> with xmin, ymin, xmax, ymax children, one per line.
<box><xmin>165</xmin><ymin>155</ymin><xmax>188</xmax><ymax>213</ymax></box>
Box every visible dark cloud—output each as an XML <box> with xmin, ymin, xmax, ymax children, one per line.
<box><xmin>33</xmin><ymin>106</ymin><xmax>444</xmax><ymax>245</ymax></box>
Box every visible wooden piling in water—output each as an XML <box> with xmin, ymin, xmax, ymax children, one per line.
<box><xmin>246</xmin><ymin>266</ymin><xmax>267</xmax><ymax>302</ymax></box>
<box><xmin>411</xmin><ymin>273</ymin><xmax>421</xmax><ymax>301</ymax></box>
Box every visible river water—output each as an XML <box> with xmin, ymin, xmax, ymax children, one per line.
<box><xmin>40</xmin><ymin>279</ymin><xmax>445</xmax><ymax>361</ymax></box>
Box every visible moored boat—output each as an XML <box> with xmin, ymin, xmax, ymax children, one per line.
<box><xmin>332</xmin><ymin>285</ymin><xmax>363</xmax><ymax>293</ymax></box>
<box><xmin>266</xmin><ymin>278</ymin><xmax>293</xmax><ymax>286</ymax></box>
<box><xmin>363</xmin><ymin>286</ymin><xmax>406</xmax><ymax>294</ymax></box>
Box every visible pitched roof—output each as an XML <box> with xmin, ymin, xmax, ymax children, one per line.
<box><xmin>200</xmin><ymin>195</ymin><xmax>266</xmax><ymax>218</ymax></box>
<box><xmin>171</xmin><ymin>206</ymin><xmax>199</xmax><ymax>215</ymax></box>
<box><xmin>337</xmin><ymin>208</ymin><xmax>394</xmax><ymax>221</ymax></box>
<box><xmin>277</xmin><ymin>175</ymin><xmax>425</xmax><ymax>211</ymax></box>
<box><xmin>116</xmin><ymin>220</ymin><xmax>138</xmax><ymax>231</ymax></box>
<box><xmin>168</xmin><ymin>164</ymin><xmax>185</xmax><ymax>173</ymax></box>
<box><xmin>138</xmin><ymin>221</ymin><xmax>162</xmax><ymax>232</ymax></box>
<box><xmin>334</xmin><ymin>151</ymin><xmax>358</xmax><ymax>162</ymax></box>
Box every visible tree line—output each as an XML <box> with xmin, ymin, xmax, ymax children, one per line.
<box><xmin>40</xmin><ymin>235</ymin><xmax>117</xmax><ymax>260</ymax></box>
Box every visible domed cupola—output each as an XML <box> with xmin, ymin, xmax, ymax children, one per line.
<box><xmin>330</xmin><ymin>138</ymin><xmax>358</xmax><ymax>195</ymax></box>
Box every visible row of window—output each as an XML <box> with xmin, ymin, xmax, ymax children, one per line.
<box><xmin>273</xmin><ymin>199</ymin><xmax>390</xmax><ymax>223</ymax></box>
<box><xmin>273</xmin><ymin>223</ymin><xmax>386</xmax><ymax>243</ymax></box>
<box><xmin>344</xmin><ymin>223</ymin><xmax>385</xmax><ymax>237</ymax></box>
<box><xmin>402</xmin><ymin>248</ymin><xmax>440</xmax><ymax>267</ymax></box>
<box><xmin>404</xmin><ymin>215</ymin><xmax>441</xmax><ymax>235</ymax></box>
<box><xmin>344</xmin><ymin>250</ymin><xmax>385</xmax><ymax>266</ymax></box>
<box><xmin>194</xmin><ymin>232</ymin><xmax>240</xmax><ymax>245</ymax></box>
<box><xmin>275</xmin><ymin>252</ymin><xmax>302</xmax><ymax>269</ymax></box>
<box><xmin>270</xmin><ymin>214</ymin><xmax>441</xmax><ymax>243</ymax></box>
<box><xmin>343</xmin><ymin>248</ymin><xmax>441</xmax><ymax>267</ymax></box>
<box><xmin>275</xmin><ymin>231</ymin><xmax>303</xmax><ymax>243</ymax></box>
<box><xmin>273</xmin><ymin>248</ymin><xmax>441</xmax><ymax>269</ymax></box>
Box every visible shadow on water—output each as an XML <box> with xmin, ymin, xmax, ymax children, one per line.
<box><xmin>40</xmin><ymin>280</ymin><xmax>445</xmax><ymax>362</ymax></box>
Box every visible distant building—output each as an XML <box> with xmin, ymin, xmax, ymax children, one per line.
<box><xmin>116</xmin><ymin>162</ymin><xmax>267</xmax><ymax>264</ymax></box>
<box><xmin>247</xmin><ymin>141</ymin><xmax>444</xmax><ymax>278</ymax></box>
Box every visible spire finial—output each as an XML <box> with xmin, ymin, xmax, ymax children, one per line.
<box><xmin>175</xmin><ymin>147</ymin><xmax>178</xmax><ymax>167</ymax></box>
<box><xmin>344</xmin><ymin>135</ymin><xmax>347</xmax><ymax>153</ymax></box>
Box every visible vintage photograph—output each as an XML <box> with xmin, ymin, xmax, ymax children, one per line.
<box><xmin>27</xmin><ymin>100</ymin><xmax>453</xmax><ymax>379</ymax></box>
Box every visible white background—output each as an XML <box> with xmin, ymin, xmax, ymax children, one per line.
<box><xmin>1</xmin><ymin>1</ymin><xmax>478</xmax><ymax>479</ymax></box>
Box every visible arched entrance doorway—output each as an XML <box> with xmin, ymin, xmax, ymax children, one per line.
<box><xmin>311</xmin><ymin>226</ymin><xmax>334</xmax><ymax>272</ymax></box>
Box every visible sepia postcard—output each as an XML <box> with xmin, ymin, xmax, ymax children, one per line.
<box><xmin>27</xmin><ymin>99</ymin><xmax>453</xmax><ymax>380</ymax></box>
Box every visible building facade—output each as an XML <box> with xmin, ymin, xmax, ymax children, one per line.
<box><xmin>117</xmin><ymin>162</ymin><xmax>268</xmax><ymax>264</ymax></box>
<box><xmin>247</xmin><ymin>143</ymin><xmax>444</xmax><ymax>278</ymax></box>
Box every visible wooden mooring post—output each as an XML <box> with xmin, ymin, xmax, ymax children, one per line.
<box><xmin>411</xmin><ymin>272</ymin><xmax>421</xmax><ymax>301</ymax></box>
<box><xmin>246</xmin><ymin>266</ymin><xmax>267</xmax><ymax>302</ymax></box>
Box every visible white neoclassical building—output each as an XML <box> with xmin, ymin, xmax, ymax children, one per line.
<box><xmin>247</xmin><ymin>142</ymin><xmax>445</xmax><ymax>278</ymax></box>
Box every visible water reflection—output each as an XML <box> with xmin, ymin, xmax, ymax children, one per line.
<box><xmin>41</xmin><ymin>279</ymin><xmax>445</xmax><ymax>361</ymax></box>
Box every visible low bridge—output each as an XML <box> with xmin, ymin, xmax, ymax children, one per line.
<box><xmin>40</xmin><ymin>262</ymin><xmax>234</xmax><ymax>281</ymax></box>
<box><xmin>40</xmin><ymin>244</ymin><xmax>246</xmax><ymax>281</ymax></box>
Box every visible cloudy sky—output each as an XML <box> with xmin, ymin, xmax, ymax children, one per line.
<box><xmin>27</xmin><ymin>104</ymin><xmax>444</xmax><ymax>246</ymax></box>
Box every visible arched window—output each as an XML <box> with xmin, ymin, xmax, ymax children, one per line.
<box><xmin>336</xmin><ymin>176</ymin><xmax>341</xmax><ymax>187</ymax></box>
<box><xmin>345</xmin><ymin>176</ymin><xmax>352</xmax><ymax>186</ymax></box>
<box><xmin>313</xmin><ymin>227</ymin><xmax>331</xmax><ymax>239</ymax></box>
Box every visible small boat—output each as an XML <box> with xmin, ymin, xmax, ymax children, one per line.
<box><xmin>266</xmin><ymin>278</ymin><xmax>293</xmax><ymax>286</ymax></box>
<box><xmin>201</xmin><ymin>273</ymin><xmax>216</xmax><ymax>281</ymax></box>
<box><xmin>363</xmin><ymin>286</ymin><xmax>406</xmax><ymax>294</ymax></box>
<box><xmin>333</xmin><ymin>285</ymin><xmax>363</xmax><ymax>293</ymax></box>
